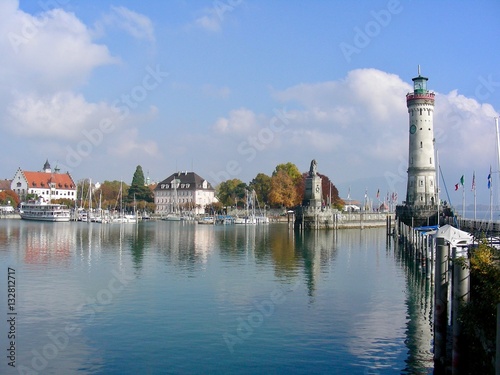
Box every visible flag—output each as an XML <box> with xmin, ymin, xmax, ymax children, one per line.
<box><xmin>347</xmin><ymin>187</ymin><xmax>351</xmax><ymax>200</ymax></box>
<box><xmin>455</xmin><ymin>183</ymin><xmax>459</xmax><ymax>191</ymax></box>
<box><xmin>472</xmin><ymin>171</ymin><xmax>476</xmax><ymax>191</ymax></box>
<box><xmin>460</xmin><ymin>175</ymin><xmax>464</xmax><ymax>186</ymax></box>
<box><xmin>376</xmin><ymin>189</ymin><xmax>380</xmax><ymax>199</ymax></box>
<box><xmin>488</xmin><ymin>167</ymin><xmax>492</xmax><ymax>189</ymax></box>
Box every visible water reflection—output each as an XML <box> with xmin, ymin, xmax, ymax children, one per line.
<box><xmin>0</xmin><ymin>221</ymin><xmax>435</xmax><ymax>374</ymax></box>
<box><xmin>293</xmin><ymin>230</ymin><xmax>337</xmax><ymax>297</ymax></box>
<box><xmin>394</xmin><ymin>238</ymin><xmax>434</xmax><ymax>374</ymax></box>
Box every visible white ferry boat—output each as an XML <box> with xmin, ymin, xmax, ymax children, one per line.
<box><xmin>20</xmin><ymin>199</ymin><xmax>71</xmax><ymax>222</ymax></box>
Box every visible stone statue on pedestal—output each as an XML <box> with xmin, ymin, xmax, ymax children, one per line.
<box><xmin>303</xmin><ymin>159</ymin><xmax>322</xmax><ymax>207</ymax></box>
<box><xmin>309</xmin><ymin>159</ymin><xmax>317</xmax><ymax>177</ymax></box>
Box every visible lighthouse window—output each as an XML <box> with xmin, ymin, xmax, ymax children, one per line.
<box><xmin>420</xmin><ymin>109</ymin><xmax>422</xmax><ymax>115</ymax></box>
<box><xmin>430</xmin><ymin>157</ymin><xmax>432</xmax><ymax>164</ymax></box>
<box><xmin>420</xmin><ymin>141</ymin><xmax>423</xmax><ymax>148</ymax></box>
<box><xmin>419</xmin><ymin>180</ymin><xmax>423</xmax><ymax>187</ymax></box>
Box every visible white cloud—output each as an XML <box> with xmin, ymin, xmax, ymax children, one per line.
<box><xmin>1</xmin><ymin>2</ymin><xmax>117</xmax><ymax>91</ymax></box>
<box><xmin>7</xmin><ymin>91</ymin><xmax>105</xmax><ymax>140</ymax></box>
<box><xmin>434</xmin><ymin>90</ymin><xmax>499</xmax><ymax>171</ymax></box>
<box><xmin>99</xmin><ymin>6</ymin><xmax>155</xmax><ymax>43</ymax></box>
<box><xmin>109</xmin><ymin>128</ymin><xmax>160</xmax><ymax>157</ymax></box>
<box><xmin>194</xmin><ymin>13</ymin><xmax>222</xmax><ymax>33</ymax></box>
<box><xmin>191</xmin><ymin>1</ymin><xmax>243</xmax><ymax>33</ymax></box>
<box><xmin>0</xmin><ymin>1</ymin><xmax>160</xmax><ymax>178</ymax></box>
<box><xmin>213</xmin><ymin>107</ymin><xmax>260</xmax><ymax>134</ymax></box>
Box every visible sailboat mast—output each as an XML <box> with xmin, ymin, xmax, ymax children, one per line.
<box><xmin>88</xmin><ymin>178</ymin><xmax>92</xmax><ymax>223</ymax></box>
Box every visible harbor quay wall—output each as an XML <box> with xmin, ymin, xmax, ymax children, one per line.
<box><xmin>336</xmin><ymin>212</ymin><xmax>396</xmax><ymax>229</ymax></box>
<box><xmin>0</xmin><ymin>213</ymin><xmax>20</xmax><ymax>219</ymax></box>
<box><xmin>294</xmin><ymin>206</ymin><xmax>395</xmax><ymax>230</ymax></box>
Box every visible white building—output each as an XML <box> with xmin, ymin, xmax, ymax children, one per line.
<box><xmin>11</xmin><ymin>160</ymin><xmax>77</xmax><ymax>202</ymax></box>
<box><xmin>154</xmin><ymin>171</ymin><xmax>217</xmax><ymax>215</ymax></box>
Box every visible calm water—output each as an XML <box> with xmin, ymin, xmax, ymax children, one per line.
<box><xmin>0</xmin><ymin>220</ymin><xmax>433</xmax><ymax>374</ymax></box>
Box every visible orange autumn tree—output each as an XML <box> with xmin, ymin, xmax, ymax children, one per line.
<box><xmin>268</xmin><ymin>163</ymin><xmax>303</xmax><ymax>208</ymax></box>
<box><xmin>0</xmin><ymin>190</ymin><xmax>20</xmax><ymax>207</ymax></box>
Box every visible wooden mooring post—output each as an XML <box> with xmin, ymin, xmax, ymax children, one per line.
<box><xmin>434</xmin><ymin>237</ymin><xmax>448</xmax><ymax>371</ymax></box>
<box><xmin>497</xmin><ymin>303</ymin><xmax>500</xmax><ymax>375</ymax></box>
<box><xmin>452</xmin><ymin>246</ymin><xmax>470</xmax><ymax>375</ymax></box>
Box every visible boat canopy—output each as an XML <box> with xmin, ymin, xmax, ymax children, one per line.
<box><xmin>433</xmin><ymin>224</ymin><xmax>473</xmax><ymax>247</ymax></box>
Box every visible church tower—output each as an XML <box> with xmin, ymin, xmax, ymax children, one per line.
<box><xmin>405</xmin><ymin>68</ymin><xmax>437</xmax><ymax>207</ymax></box>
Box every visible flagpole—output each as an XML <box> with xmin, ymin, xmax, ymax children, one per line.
<box><xmin>462</xmin><ymin>179</ymin><xmax>465</xmax><ymax>219</ymax></box>
<box><xmin>490</xmin><ymin>165</ymin><xmax>493</xmax><ymax>223</ymax></box>
<box><xmin>473</xmin><ymin>171</ymin><xmax>476</xmax><ymax>221</ymax></box>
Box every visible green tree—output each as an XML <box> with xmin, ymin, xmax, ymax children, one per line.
<box><xmin>216</xmin><ymin>179</ymin><xmax>247</xmax><ymax>207</ymax></box>
<box><xmin>127</xmin><ymin>166</ymin><xmax>153</xmax><ymax>203</ymax></box>
<box><xmin>273</xmin><ymin>162</ymin><xmax>302</xmax><ymax>184</ymax></box>
<box><xmin>249</xmin><ymin>173</ymin><xmax>271</xmax><ymax>205</ymax></box>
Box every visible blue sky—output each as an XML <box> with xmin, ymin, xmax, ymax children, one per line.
<box><xmin>1</xmin><ymin>0</ymin><xmax>499</xmax><ymax>207</ymax></box>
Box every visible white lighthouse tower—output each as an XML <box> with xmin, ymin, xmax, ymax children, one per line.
<box><xmin>396</xmin><ymin>68</ymin><xmax>440</xmax><ymax>226</ymax></box>
<box><xmin>405</xmin><ymin>67</ymin><xmax>437</xmax><ymax>207</ymax></box>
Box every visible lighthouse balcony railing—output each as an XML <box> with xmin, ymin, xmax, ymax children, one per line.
<box><xmin>406</xmin><ymin>92</ymin><xmax>435</xmax><ymax>100</ymax></box>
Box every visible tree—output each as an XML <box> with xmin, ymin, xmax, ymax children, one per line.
<box><xmin>460</xmin><ymin>240</ymin><xmax>500</xmax><ymax>373</ymax></box>
<box><xmin>249</xmin><ymin>173</ymin><xmax>271</xmax><ymax>205</ymax></box>
<box><xmin>272</xmin><ymin>162</ymin><xmax>302</xmax><ymax>183</ymax></box>
<box><xmin>94</xmin><ymin>180</ymin><xmax>129</xmax><ymax>210</ymax></box>
<box><xmin>268</xmin><ymin>170</ymin><xmax>301</xmax><ymax>207</ymax></box>
<box><xmin>268</xmin><ymin>162</ymin><xmax>303</xmax><ymax>207</ymax></box>
<box><xmin>127</xmin><ymin>166</ymin><xmax>153</xmax><ymax>203</ymax></box>
<box><xmin>216</xmin><ymin>179</ymin><xmax>247</xmax><ymax>207</ymax></box>
<box><xmin>0</xmin><ymin>190</ymin><xmax>20</xmax><ymax>207</ymax></box>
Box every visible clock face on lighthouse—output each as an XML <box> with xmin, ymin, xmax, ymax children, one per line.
<box><xmin>410</xmin><ymin>124</ymin><xmax>417</xmax><ymax>134</ymax></box>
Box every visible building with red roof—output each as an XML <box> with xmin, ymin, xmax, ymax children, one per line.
<box><xmin>11</xmin><ymin>160</ymin><xmax>77</xmax><ymax>202</ymax></box>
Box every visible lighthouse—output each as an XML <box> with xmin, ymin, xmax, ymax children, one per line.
<box><xmin>405</xmin><ymin>67</ymin><xmax>437</xmax><ymax>206</ymax></box>
<box><xmin>396</xmin><ymin>68</ymin><xmax>439</xmax><ymax>226</ymax></box>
